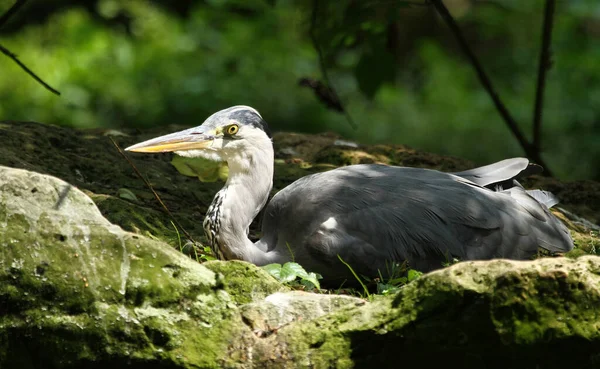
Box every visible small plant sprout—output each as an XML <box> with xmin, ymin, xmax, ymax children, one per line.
<box><xmin>262</xmin><ymin>262</ymin><xmax>322</xmax><ymax>290</ymax></box>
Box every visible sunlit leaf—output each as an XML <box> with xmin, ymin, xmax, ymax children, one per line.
<box><xmin>262</xmin><ymin>263</ymin><xmax>282</xmax><ymax>280</ymax></box>
<box><xmin>279</xmin><ymin>262</ymin><xmax>306</xmax><ymax>283</ymax></box>
<box><xmin>302</xmin><ymin>271</ymin><xmax>321</xmax><ymax>290</ymax></box>
<box><xmin>170</xmin><ymin>156</ymin><xmax>228</xmax><ymax>182</ymax></box>
<box><xmin>407</xmin><ymin>269</ymin><xmax>422</xmax><ymax>282</ymax></box>
<box><xmin>283</xmin><ymin>262</ymin><xmax>309</xmax><ymax>278</ymax></box>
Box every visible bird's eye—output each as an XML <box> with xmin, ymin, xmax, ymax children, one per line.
<box><xmin>226</xmin><ymin>124</ymin><xmax>239</xmax><ymax>136</ymax></box>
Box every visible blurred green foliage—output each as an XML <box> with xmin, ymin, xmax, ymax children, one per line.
<box><xmin>0</xmin><ymin>0</ymin><xmax>599</xmax><ymax>180</ymax></box>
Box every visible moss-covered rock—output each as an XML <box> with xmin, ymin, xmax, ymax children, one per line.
<box><xmin>241</xmin><ymin>291</ymin><xmax>366</xmax><ymax>337</ymax></box>
<box><xmin>0</xmin><ymin>165</ymin><xmax>247</xmax><ymax>368</ymax></box>
<box><xmin>260</xmin><ymin>256</ymin><xmax>600</xmax><ymax>368</ymax></box>
<box><xmin>203</xmin><ymin>260</ymin><xmax>289</xmax><ymax>305</ymax></box>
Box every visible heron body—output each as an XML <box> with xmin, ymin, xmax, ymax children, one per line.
<box><xmin>126</xmin><ymin>106</ymin><xmax>573</xmax><ymax>286</ymax></box>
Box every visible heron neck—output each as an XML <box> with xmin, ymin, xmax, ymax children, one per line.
<box><xmin>210</xmin><ymin>140</ymin><xmax>274</xmax><ymax>262</ymax></box>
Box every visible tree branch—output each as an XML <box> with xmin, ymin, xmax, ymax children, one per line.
<box><xmin>0</xmin><ymin>0</ymin><xmax>27</xmax><ymax>29</ymax></box>
<box><xmin>430</xmin><ymin>0</ymin><xmax>552</xmax><ymax>176</ymax></box>
<box><xmin>309</xmin><ymin>0</ymin><xmax>357</xmax><ymax>129</ymax></box>
<box><xmin>532</xmin><ymin>0</ymin><xmax>556</xmax><ymax>152</ymax></box>
<box><xmin>0</xmin><ymin>0</ymin><xmax>60</xmax><ymax>96</ymax></box>
<box><xmin>0</xmin><ymin>44</ymin><xmax>61</xmax><ymax>95</ymax></box>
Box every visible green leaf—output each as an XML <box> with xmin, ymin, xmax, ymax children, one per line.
<box><xmin>262</xmin><ymin>263</ymin><xmax>283</xmax><ymax>280</ymax></box>
<box><xmin>201</xmin><ymin>246</ymin><xmax>216</xmax><ymax>261</ymax></box>
<box><xmin>301</xmin><ymin>272</ymin><xmax>321</xmax><ymax>290</ymax></box>
<box><xmin>388</xmin><ymin>277</ymin><xmax>407</xmax><ymax>285</ymax></box>
<box><xmin>170</xmin><ymin>156</ymin><xmax>228</xmax><ymax>182</ymax></box>
<box><xmin>282</xmin><ymin>262</ymin><xmax>309</xmax><ymax>278</ymax></box>
<box><xmin>354</xmin><ymin>46</ymin><xmax>396</xmax><ymax>99</ymax></box>
<box><xmin>279</xmin><ymin>262</ymin><xmax>306</xmax><ymax>283</ymax></box>
<box><xmin>117</xmin><ymin>188</ymin><xmax>138</xmax><ymax>202</ymax></box>
<box><xmin>377</xmin><ymin>283</ymin><xmax>400</xmax><ymax>295</ymax></box>
<box><xmin>407</xmin><ymin>269</ymin><xmax>422</xmax><ymax>282</ymax></box>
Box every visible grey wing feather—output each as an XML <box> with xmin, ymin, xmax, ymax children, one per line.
<box><xmin>525</xmin><ymin>189</ymin><xmax>559</xmax><ymax>208</ymax></box>
<box><xmin>453</xmin><ymin>158</ymin><xmax>542</xmax><ymax>187</ymax></box>
<box><xmin>260</xmin><ymin>164</ymin><xmax>573</xmax><ymax>284</ymax></box>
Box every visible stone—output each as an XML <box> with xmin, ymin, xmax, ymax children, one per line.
<box><xmin>265</xmin><ymin>256</ymin><xmax>600</xmax><ymax>368</ymax></box>
<box><xmin>203</xmin><ymin>260</ymin><xmax>289</xmax><ymax>305</ymax></box>
<box><xmin>241</xmin><ymin>291</ymin><xmax>366</xmax><ymax>337</ymax></box>
<box><xmin>0</xmin><ymin>166</ymin><xmax>239</xmax><ymax>368</ymax></box>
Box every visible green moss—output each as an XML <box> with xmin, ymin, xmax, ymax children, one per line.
<box><xmin>0</xmin><ymin>166</ymin><xmax>249</xmax><ymax>368</ymax></box>
<box><xmin>203</xmin><ymin>260</ymin><xmax>288</xmax><ymax>305</ymax></box>
<box><xmin>313</xmin><ymin>146</ymin><xmax>389</xmax><ymax>166</ymax></box>
<box><xmin>571</xmin><ymin>230</ymin><xmax>599</xmax><ymax>255</ymax></box>
<box><xmin>565</xmin><ymin>248</ymin><xmax>589</xmax><ymax>258</ymax></box>
<box><xmin>246</xmin><ymin>257</ymin><xmax>600</xmax><ymax>368</ymax></box>
<box><xmin>490</xmin><ymin>268</ymin><xmax>600</xmax><ymax>345</ymax></box>
<box><xmin>0</xmin><ymin>224</ymin><xmax>98</xmax><ymax>315</ymax></box>
<box><xmin>122</xmin><ymin>247</ymin><xmax>216</xmax><ymax>308</ymax></box>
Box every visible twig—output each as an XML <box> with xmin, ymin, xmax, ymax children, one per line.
<box><xmin>109</xmin><ymin>137</ymin><xmax>197</xmax><ymax>244</ymax></box>
<box><xmin>430</xmin><ymin>0</ymin><xmax>553</xmax><ymax>176</ymax></box>
<box><xmin>309</xmin><ymin>0</ymin><xmax>358</xmax><ymax>130</ymax></box>
<box><xmin>532</xmin><ymin>0</ymin><xmax>556</xmax><ymax>152</ymax></box>
<box><xmin>0</xmin><ymin>1</ymin><xmax>61</xmax><ymax>96</ymax></box>
<box><xmin>0</xmin><ymin>44</ymin><xmax>61</xmax><ymax>95</ymax></box>
<box><xmin>0</xmin><ymin>0</ymin><xmax>27</xmax><ymax>29</ymax></box>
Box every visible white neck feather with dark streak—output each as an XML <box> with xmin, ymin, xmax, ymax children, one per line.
<box><xmin>203</xmin><ymin>128</ymin><xmax>276</xmax><ymax>262</ymax></box>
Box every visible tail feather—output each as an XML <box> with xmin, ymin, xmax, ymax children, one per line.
<box><xmin>526</xmin><ymin>189</ymin><xmax>559</xmax><ymax>209</ymax></box>
<box><xmin>506</xmin><ymin>186</ymin><xmax>572</xmax><ymax>253</ymax></box>
<box><xmin>453</xmin><ymin>158</ymin><xmax>543</xmax><ymax>188</ymax></box>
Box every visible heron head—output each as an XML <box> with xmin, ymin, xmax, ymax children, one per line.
<box><xmin>125</xmin><ymin>105</ymin><xmax>272</xmax><ymax>161</ymax></box>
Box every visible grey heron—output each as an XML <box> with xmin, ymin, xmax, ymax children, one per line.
<box><xmin>126</xmin><ymin>106</ymin><xmax>573</xmax><ymax>285</ymax></box>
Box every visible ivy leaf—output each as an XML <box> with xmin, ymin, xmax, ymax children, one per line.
<box><xmin>263</xmin><ymin>262</ymin><xmax>321</xmax><ymax>290</ymax></box>
<box><xmin>280</xmin><ymin>262</ymin><xmax>306</xmax><ymax>283</ymax></box>
<box><xmin>262</xmin><ymin>263</ymin><xmax>282</xmax><ymax>280</ymax></box>
<box><xmin>302</xmin><ymin>272</ymin><xmax>322</xmax><ymax>290</ymax></box>
<box><xmin>284</xmin><ymin>262</ymin><xmax>310</xmax><ymax>278</ymax></box>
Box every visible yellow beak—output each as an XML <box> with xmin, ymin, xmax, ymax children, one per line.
<box><xmin>125</xmin><ymin>127</ymin><xmax>215</xmax><ymax>153</ymax></box>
